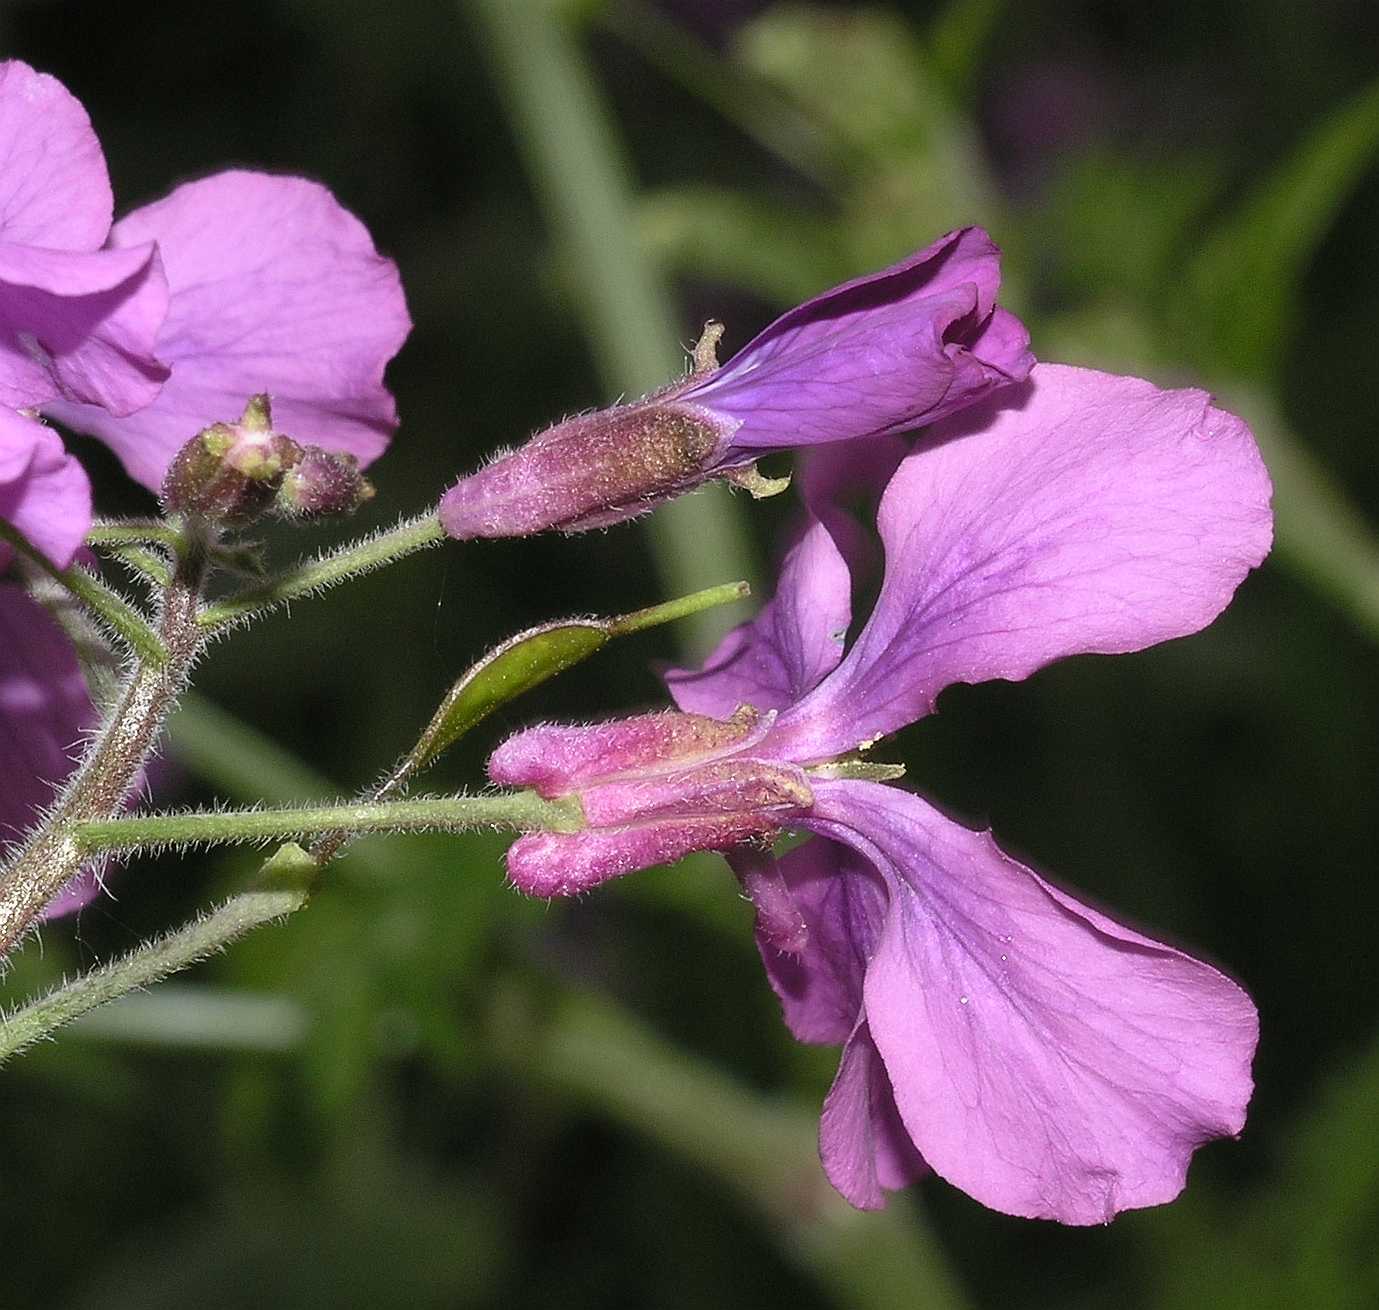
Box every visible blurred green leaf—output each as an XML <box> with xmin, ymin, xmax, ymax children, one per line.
<box><xmin>1187</xmin><ymin>75</ymin><xmax>1379</xmax><ymax>377</ymax></box>
<box><xmin>1036</xmin><ymin>151</ymin><xmax>1225</xmax><ymax>307</ymax></box>
<box><xmin>640</xmin><ymin>184</ymin><xmax>846</xmax><ymax>304</ymax></box>
<box><xmin>493</xmin><ymin>982</ymin><xmax>971</xmax><ymax>1310</ymax></box>
<box><xmin>927</xmin><ymin>0</ymin><xmax>1007</xmax><ymax>105</ymax></box>
<box><xmin>600</xmin><ymin>0</ymin><xmax>845</xmax><ymax>184</ymax></box>
<box><xmin>1150</xmin><ymin>1027</ymin><xmax>1379</xmax><ymax>1310</ymax></box>
<box><xmin>736</xmin><ymin>5</ymin><xmax>952</xmax><ymax>163</ymax></box>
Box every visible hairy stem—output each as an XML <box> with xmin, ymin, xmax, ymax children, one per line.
<box><xmin>75</xmin><ymin>791</ymin><xmax>584</xmax><ymax>855</ymax></box>
<box><xmin>199</xmin><ymin>510</ymin><xmax>445</xmax><ymax>628</ymax></box>
<box><xmin>0</xmin><ymin>547</ymin><xmax>207</xmax><ymax>955</ymax></box>
<box><xmin>86</xmin><ymin>519</ymin><xmax>182</xmax><ymax>549</ymax></box>
<box><xmin>0</xmin><ymin>845</ymin><xmax>317</xmax><ymax>1065</ymax></box>
<box><xmin>0</xmin><ymin>517</ymin><xmax>166</xmax><ymax>664</ymax></box>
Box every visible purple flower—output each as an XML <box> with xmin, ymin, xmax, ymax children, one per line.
<box><xmin>0</xmin><ymin>409</ymin><xmax>95</xmax><ymax>900</ymax></box>
<box><xmin>489</xmin><ymin>363</ymin><xmax>1274</xmax><ymax>1222</ymax></box>
<box><xmin>44</xmin><ymin>171</ymin><xmax>411</xmax><ymax>492</ymax></box>
<box><xmin>0</xmin><ymin>58</ymin><xmax>410</xmax><ymax>901</ymax></box>
<box><xmin>439</xmin><ymin>227</ymin><xmax>1032</xmax><ymax>538</ymax></box>
<box><xmin>0</xmin><ymin>58</ymin><xmax>411</xmax><ymax>496</ymax></box>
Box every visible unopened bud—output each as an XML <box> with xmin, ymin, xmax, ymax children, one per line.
<box><xmin>161</xmin><ymin>395</ymin><xmax>302</xmax><ymax>522</ymax></box>
<box><xmin>276</xmin><ymin>446</ymin><xmax>375</xmax><ymax>518</ymax></box>
<box><xmin>439</xmin><ymin>398</ymin><xmax>733</xmax><ymax>539</ymax></box>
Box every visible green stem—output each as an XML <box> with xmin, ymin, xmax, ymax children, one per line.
<box><xmin>0</xmin><ymin>550</ymin><xmax>206</xmax><ymax>954</ymax></box>
<box><xmin>466</xmin><ymin>0</ymin><xmax>756</xmax><ymax>651</ymax></box>
<box><xmin>0</xmin><ymin>517</ymin><xmax>167</xmax><ymax>665</ymax></box>
<box><xmin>86</xmin><ymin>519</ymin><xmax>182</xmax><ymax>549</ymax></box>
<box><xmin>0</xmin><ymin>844</ymin><xmax>317</xmax><ymax>1065</ymax></box>
<box><xmin>74</xmin><ymin>791</ymin><xmax>583</xmax><ymax>855</ymax></box>
<box><xmin>100</xmin><ymin>543</ymin><xmax>173</xmax><ymax>588</ymax></box>
<box><xmin>198</xmin><ymin>510</ymin><xmax>445</xmax><ymax>628</ymax></box>
<box><xmin>605</xmin><ymin>579</ymin><xmax>749</xmax><ymax>636</ymax></box>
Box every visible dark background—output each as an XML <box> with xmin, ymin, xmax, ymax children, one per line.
<box><xmin>2</xmin><ymin>1</ymin><xmax>1378</xmax><ymax>1306</ymax></box>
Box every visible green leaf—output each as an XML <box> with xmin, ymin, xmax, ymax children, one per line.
<box><xmin>1187</xmin><ymin>75</ymin><xmax>1379</xmax><ymax>377</ymax></box>
<box><xmin>403</xmin><ymin>580</ymin><xmax>750</xmax><ymax>776</ymax></box>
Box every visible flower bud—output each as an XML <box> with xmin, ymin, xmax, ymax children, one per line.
<box><xmin>276</xmin><ymin>446</ymin><xmax>375</xmax><ymax>518</ymax></box>
<box><xmin>439</xmin><ymin>399</ymin><xmax>733</xmax><ymax>539</ymax></box>
<box><xmin>160</xmin><ymin>394</ymin><xmax>302</xmax><ymax>522</ymax></box>
<box><xmin>489</xmin><ymin>707</ymin><xmax>813</xmax><ymax>897</ymax></box>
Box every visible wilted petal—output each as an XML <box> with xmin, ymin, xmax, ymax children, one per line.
<box><xmin>807</xmin><ymin>779</ymin><xmax>1258</xmax><ymax>1224</ymax></box>
<box><xmin>0</xmin><ymin>408</ymin><xmax>92</xmax><ymax>568</ymax></box>
<box><xmin>779</xmin><ymin>364</ymin><xmax>1273</xmax><ymax>759</ymax></box>
<box><xmin>0</xmin><ymin>583</ymin><xmax>94</xmax><ymax>846</ymax></box>
<box><xmin>819</xmin><ymin>1023</ymin><xmax>928</xmax><ymax>1211</ymax></box>
<box><xmin>0</xmin><ymin>60</ymin><xmax>112</xmax><ymax>250</ymax></box>
<box><xmin>685</xmin><ymin>227</ymin><xmax>1032</xmax><ymax>456</ymax></box>
<box><xmin>0</xmin><ymin>241</ymin><xmax>168</xmax><ymax>413</ymax></box>
<box><xmin>666</xmin><ymin>518</ymin><xmax>851</xmax><ymax>717</ymax></box>
<box><xmin>46</xmin><ymin>171</ymin><xmax>411</xmax><ymax>490</ymax></box>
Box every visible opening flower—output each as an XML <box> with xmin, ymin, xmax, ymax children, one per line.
<box><xmin>490</xmin><ymin>363</ymin><xmax>1274</xmax><ymax>1222</ymax></box>
<box><xmin>439</xmin><ymin>226</ymin><xmax>1033</xmax><ymax>538</ymax></box>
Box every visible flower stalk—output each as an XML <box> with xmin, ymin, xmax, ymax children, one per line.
<box><xmin>0</xmin><ymin>844</ymin><xmax>318</xmax><ymax>1065</ymax></box>
<box><xmin>73</xmin><ymin>791</ymin><xmax>584</xmax><ymax>856</ymax></box>
<box><xmin>197</xmin><ymin>509</ymin><xmax>445</xmax><ymax>629</ymax></box>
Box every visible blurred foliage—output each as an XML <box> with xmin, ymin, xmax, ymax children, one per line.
<box><xmin>1</xmin><ymin>0</ymin><xmax>1378</xmax><ymax>1306</ymax></box>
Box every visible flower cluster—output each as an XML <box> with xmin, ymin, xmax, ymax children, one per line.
<box><xmin>0</xmin><ymin>59</ymin><xmax>409</xmax><ymax>867</ymax></box>
<box><xmin>485</xmin><ymin>353</ymin><xmax>1273</xmax><ymax>1216</ymax></box>
<box><xmin>0</xmin><ymin>56</ymin><xmax>1275</xmax><ymax>1225</ymax></box>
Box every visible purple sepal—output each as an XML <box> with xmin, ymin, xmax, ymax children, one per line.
<box><xmin>488</xmin><ymin>705</ymin><xmax>770</xmax><ymax>795</ymax></box>
<box><xmin>440</xmin><ymin>400</ymin><xmax>733</xmax><ymax>539</ymax></box>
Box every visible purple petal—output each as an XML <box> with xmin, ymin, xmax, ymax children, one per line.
<box><xmin>0</xmin><ymin>242</ymin><xmax>169</xmax><ymax>413</ymax></box>
<box><xmin>46</xmin><ymin>171</ymin><xmax>411</xmax><ymax>491</ymax></box>
<box><xmin>665</xmin><ymin>518</ymin><xmax>851</xmax><ymax>717</ymax></box>
<box><xmin>0</xmin><ymin>60</ymin><xmax>112</xmax><ymax>250</ymax></box>
<box><xmin>0</xmin><ymin>409</ymin><xmax>92</xmax><ymax>568</ymax></box>
<box><xmin>807</xmin><ymin>779</ymin><xmax>1258</xmax><ymax>1224</ymax></box>
<box><xmin>748</xmin><ymin>838</ymin><xmax>927</xmax><ymax>1208</ymax></box>
<box><xmin>753</xmin><ymin>836</ymin><xmax>883</xmax><ymax>1044</ymax></box>
<box><xmin>777</xmin><ymin>364</ymin><xmax>1274</xmax><ymax>760</ymax></box>
<box><xmin>0</xmin><ymin>583</ymin><xmax>95</xmax><ymax>848</ymax></box>
<box><xmin>683</xmin><ymin>227</ymin><xmax>1033</xmax><ymax>456</ymax></box>
<box><xmin>819</xmin><ymin>1023</ymin><xmax>929</xmax><ymax>1211</ymax></box>
<box><xmin>37</xmin><ymin>868</ymin><xmax>106</xmax><ymax>920</ymax></box>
